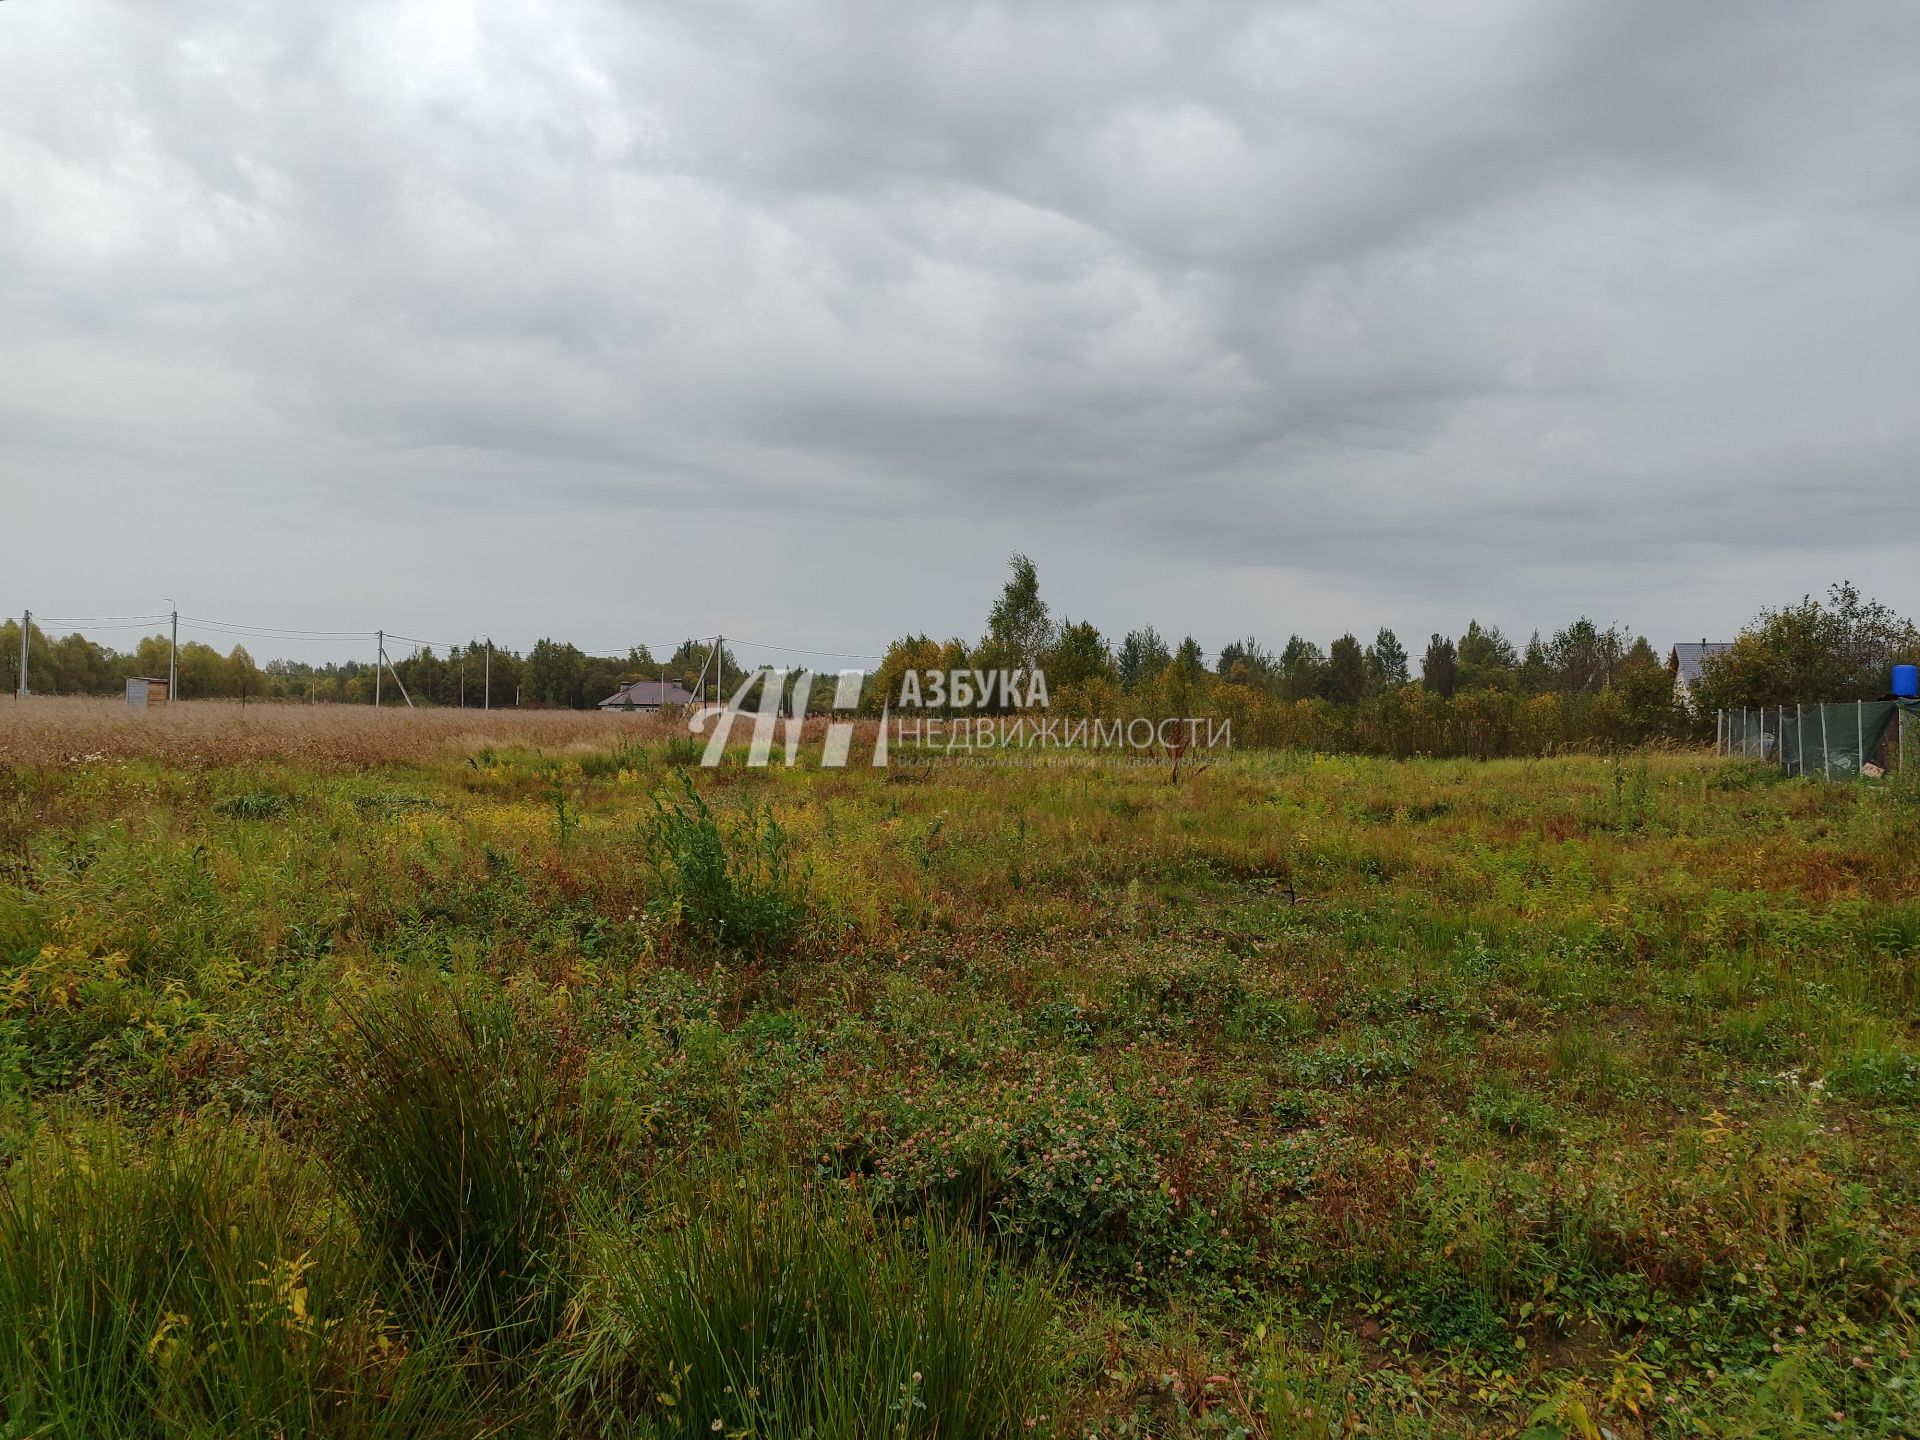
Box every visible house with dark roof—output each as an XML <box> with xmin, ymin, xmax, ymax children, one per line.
<box><xmin>1668</xmin><ymin>640</ymin><xmax>1732</xmax><ymax>704</ymax></box>
<box><xmin>598</xmin><ymin>679</ymin><xmax>699</xmax><ymax>712</ymax></box>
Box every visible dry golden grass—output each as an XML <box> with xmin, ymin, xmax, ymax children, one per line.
<box><xmin>0</xmin><ymin>697</ymin><xmax>681</xmax><ymax>768</ymax></box>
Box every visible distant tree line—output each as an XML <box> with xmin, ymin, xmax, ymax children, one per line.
<box><xmin>859</xmin><ymin>555</ymin><xmax>1691</xmax><ymax>754</ymax></box>
<box><xmin>0</xmin><ymin>622</ymin><xmax>737</xmax><ymax>710</ymax></box>
<box><xmin>6</xmin><ymin>569</ymin><xmax>1911</xmax><ymax>752</ymax></box>
<box><xmin>862</xmin><ymin>558</ymin><xmax>1919</xmax><ymax>757</ymax></box>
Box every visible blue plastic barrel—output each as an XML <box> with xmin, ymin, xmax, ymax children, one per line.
<box><xmin>1895</xmin><ymin>664</ymin><xmax>1919</xmax><ymax>699</ymax></box>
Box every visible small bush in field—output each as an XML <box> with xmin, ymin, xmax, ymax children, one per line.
<box><xmin>214</xmin><ymin>788</ymin><xmax>290</xmax><ymax>820</ymax></box>
<box><xmin>660</xmin><ymin>734</ymin><xmax>705</xmax><ymax>768</ymax></box>
<box><xmin>640</xmin><ymin>772</ymin><xmax>807</xmax><ymax>958</ymax></box>
<box><xmin>1469</xmin><ymin>1076</ymin><xmax>1561</xmax><ymax>1137</ymax></box>
<box><xmin>561</xmin><ymin>1173</ymin><xmax>1057</xmax><ymax>1439</ymax></box>
<box><xmin>329</xmin><ymin>982</ymin><xmax>573</xmax><ymax>1344</ymax></box>
<box><xmin>1827</xmin><ymin>1042</ymin><xmax>1920</xmax><ymax>1105</ymax></box>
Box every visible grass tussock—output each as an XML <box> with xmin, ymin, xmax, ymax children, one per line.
<box><xmin>0</xmin><ymin>1123</ymin><xmax>482</xmax><ymax>1439</ymax></box>
<box><xmin>329</xmin><ymin>979</ymin><xmax>578</xmax><ymax>1345</ymax></box>
<box><xmin>561</xmin><ymin>1175</ymin><xmax>1058</xmax><ymax>1439</ymax></box>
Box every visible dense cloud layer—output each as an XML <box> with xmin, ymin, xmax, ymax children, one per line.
<box><xmin>3</xmin><ymin>0</ymin><xmax>1917</xmax><ymax>663</ymax></box>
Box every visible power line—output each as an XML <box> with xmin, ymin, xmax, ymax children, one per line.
<box><xmin>180</xmin><ymin>614</ymin><xmax>375</xmax><ymax>639</ymax></box>
<box><xmin>383</xmin><ymin>632</ymin><xmax>462</xmax><ymax>654</ymax></box>
<box><xmin>178</xmin><ymin>624</ymin><xmax>372</xmax><ymax>647</ymax></box>
<box><xmin>37</xmin><ymin>612</ymin><xmax>171</xmax><ymax>624</ymax></box>
<box><xmin>725</xmin><ymin>636</ymin><xmax>885</xmax><ymax>662</ymax></box>
<box><xmin>32</xmin><ymin>618</ymin><xmax>170</xmax><ymax>633</ymax></box>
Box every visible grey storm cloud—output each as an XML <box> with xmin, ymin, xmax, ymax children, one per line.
<box><xmin>2</xmin><ymin>0</ymin><xmax>1917</xmax><ymax>659</ymax></box>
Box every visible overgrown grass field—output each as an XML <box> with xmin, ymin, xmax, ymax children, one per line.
<box><xmin>1</xmin><ymin>704</ymin><xmax>1917</xmax><ymax>1436</ymax></box>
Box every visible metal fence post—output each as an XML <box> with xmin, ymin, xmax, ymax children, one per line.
<box><xmin>1820</xmin><ymin>703</ymin><xmax>1830</xmax><ymax>780</ymax></box>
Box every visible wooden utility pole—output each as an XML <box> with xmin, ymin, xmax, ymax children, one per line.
<box><xmin>375</xmin><ymin>630</ymin><xmax>383</xmax><ymax>707</ymax></box>
<box><xmin>485</xmin><ymin>640</ymin><xmax>492</xmax><ymax>711</ymax></box>
<box><xmin>384</xmin><ymin>647</ymin><xmax>415</xmax><ymax>709</ymax></box>
<box><xmin>14</xmin><ymin>610</ymin><xmax>27</xmax><ymax>699</ymax></box>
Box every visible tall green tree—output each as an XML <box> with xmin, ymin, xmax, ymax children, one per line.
<box><xmin>1618</xmin><ymin>637</ymin><xmax>1684</xmax><ymax>737</ymax></box>
<box><xmin>1456</xmin><ymin>620</ymin><xmax>1516</xmax><ymax>692</ymax></box>
<box><xmin>1044</xmin><ymin>620</ymin><xmax>1115</xmax><ymax>689</ymax></box>
<box><xmin>1277</xmin><ymin>636</ymin><xmax>1327</xmax><ymax>700</ymax></box>
<box><xmin>1364</xmin><ymin>628</ymin><xmax>1410</xmax><ymax>691</ymax></box>
<box><xmin>1548</xmin><ymin>618</ymin><xmax>1630</xmax><ymax>695</ymax></box>
<box><xmin>1325</xmin><ymin>634</ymin><xmax>1367</xmax><ymax>703</ymax></box>
<box><xmin>524</xmin><ymin>639</ymin><xmax>589</xmax><ymax>707</ymax></box>
<box><xmin>1216</xmin><ymin>637</ymin><xmax>1276</xmax><ymax>688</ymax></box>
<box><xmin>1515</xmin><ymin>631</ymin><xmax>1552</xmax><ymax>694</ymax></box>
<box><xmin>1172</xmin><ymin>636</ymin><xmax>1207</xmax><ymax>684</ymax></box>
<box><xmin>980</xmin><ymin>553</ymin><xmax>1054</xmax><ymax>671</ymax></box>
<box><xmin>1117</xmin><ymin>627</ymin><xmax>1171</xmax><ymax>692</ymax></box>
<box><xmin>663</xmin><ymin>638</ymin><xmax>739</xmax><ymax>701</ymax></box>
<box><xmin>1421</xmin><ymin>634</ymin><xmax>1458</xmax><ymax>697</ymax></box>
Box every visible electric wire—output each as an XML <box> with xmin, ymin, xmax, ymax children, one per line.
<box><xmin>36</xmin><ymin>613</ymin><xmax>172</xmax><ymax>624</ymax></box>
<box><xmin>726</xmin><ymin>636</ymin><xmax>885</xmax><ymax>661</ymax></box>
<box><xmin>181</xmin><ymin>615</ymin><xmax>374</xmax><ymax>639</ymax></box>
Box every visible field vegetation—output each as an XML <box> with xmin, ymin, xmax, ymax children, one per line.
<box><xmin>1</xmin><ymin>700</ymin><xmax>1917</xmax><ymax>1436</ymax></box>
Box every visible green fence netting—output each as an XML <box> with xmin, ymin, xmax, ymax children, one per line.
<box><xmin>1719</xmin><ymin>700</ymin><xmax>1919</xmax><ymax>778</ymax></box>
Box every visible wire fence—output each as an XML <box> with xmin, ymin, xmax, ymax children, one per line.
<box><xmin>1717</xmin><ymin>701</ymin><xmax>1916</xmax><ymax>779</ymax></box>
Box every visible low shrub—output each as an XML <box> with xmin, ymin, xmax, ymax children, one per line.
<box><xmin>640</xmin><ymin>773</ymin><xmax>808</xmax><ymax>958</ymax></box>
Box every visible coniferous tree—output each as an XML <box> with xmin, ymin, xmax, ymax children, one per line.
<box><xmin>1421</xmin><ymin>634</ymin><xmax>1458</xmax><ymax>697</ymax></box>
<box><xmin>1326</xmin><ymin>634</ymin><xmax>1367</xmax><ymax>703</ymax></box>
<box><xmin>1364</xmin><ymin>628</ymin><xmax>1410</xmax><ymax>691</ymax></box>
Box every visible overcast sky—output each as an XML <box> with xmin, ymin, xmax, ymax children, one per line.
<box><xmin>4</xmin><ymin>0</ymin><xmax>1917</xmax><ymax>669</ymax></box>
